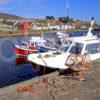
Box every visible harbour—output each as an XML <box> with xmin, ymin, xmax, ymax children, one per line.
<box><xmin>0</xmin><ymin>0</ymin><xmax>100</xmax><ymax>99</ymax></box>
<box><xmin>0</xmin><ymin>32</ymin><xmax>64</xmax><ymax>88</ymax></box>
<box><xmin>0</xmin><ymin>30</ymin><xmax>100</xmax><ymax>88</ymax></box>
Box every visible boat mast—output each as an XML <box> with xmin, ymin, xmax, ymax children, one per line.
<box><xmin>87</xmin><ymin>17</ymin><xmax>94</xmax><ymax>37</ymax></box>
<box><xmin>66</xmin><ymin>0</ymin><xmax>70</xmax><ymax>21</ymax></box>
<box><xmin>66</xmin><ymin>0</ymin><xmax>70</xmax><ymax>31</ymax></box>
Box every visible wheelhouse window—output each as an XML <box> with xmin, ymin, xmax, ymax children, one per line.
<box><xmin>60</xmin><ymin>40</ymin><xmax>72</xmax><ymax>52</ymax></box>
<box><xmin>86</xmin><ymin>43</ymin><xmax>100</xmax><ymax>54</ymax></box>
<box><xmin>69</xmin><ymin>42</ymin><xmax>83</xmax><ymax>54</ymax></box>
<box><xmin>20</xmin><ymin>42</ymin><xmax>27</xmax><ymax>47</ymax></box>
<box><xmin>30</xmin><ymin>43</ymin><xmax>35</xmax><ymax>47</ymax></box>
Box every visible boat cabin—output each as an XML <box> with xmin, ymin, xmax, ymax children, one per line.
<box><xmin>59</xmin><ymin>36</ymin><xmax>100</xmax><ymax>60</ymax></box>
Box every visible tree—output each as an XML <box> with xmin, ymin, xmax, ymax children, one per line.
<box><xmin>45</xmin><ymin>16</ymin><xmax>55</xmax><ymax>20</ymax></box>
<box><xmin>59</xmin><ymin>16</ymin><xmax>73</xmax><ymax>23</ymax></box>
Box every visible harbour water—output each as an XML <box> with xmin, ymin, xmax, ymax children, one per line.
<box><xmin>0</xmin><ymin>31</ymin><xmax>99</xmax><ymax>88</ymax></box>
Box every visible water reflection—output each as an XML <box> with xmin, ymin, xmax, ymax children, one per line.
<box><xmin>15</xmin><ymin>57</ymin><xmax>29</xmax><ymax>65</ymax></box>
<box><xmin>0</xmin><ymin>36</ymin><xmax>39</xmax><ymax>88</ymax></box>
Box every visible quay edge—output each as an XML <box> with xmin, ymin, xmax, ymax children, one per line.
<box><xmin>0</xmin><ymin>71</ymin><xmax>59</xmax><ymax>96</ymax></box>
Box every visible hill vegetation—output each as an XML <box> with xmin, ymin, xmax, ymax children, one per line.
<box><xmin>0</xmin><ymin>12</ymin><xmax>100</xmax><ymax>34</ymax></box>
<box><xmin>0</xmin><ymin>12</ymin><xmax>24</xmax><ymax>20</ymax></box>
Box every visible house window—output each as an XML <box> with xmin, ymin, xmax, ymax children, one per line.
<box><xmin>31</xmin><ymin>43</ymin><xmax>35</xmax><ymax>47</ymax></box>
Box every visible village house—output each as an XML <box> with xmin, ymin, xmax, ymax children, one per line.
<box><xmin>32</xmin><ymin>23</ymin><xmax>75</xmax><ymax>30</ymax></box>
<box><xmin>32</xmin><ymin>24</ymin><xmax>42</xmax><ymax>30</ymax></box>
<box><xmin>80</xmin><ymin>25</ymin><xmax>87</xmax><ymax>29</ymax></box>
<box><xmin>64</xmin><ymin>24</ymin><xmax>75</xmax><ymax>30</ymax></box>
<box><xmin>0</xmin><ymin>18</ymin><xmax>76</xmax><ymax>30</ymax></box>
<box><xmin>0</xmin><ymin>24</ymin><xmax>13</xmax><ymax>29</ymax></box>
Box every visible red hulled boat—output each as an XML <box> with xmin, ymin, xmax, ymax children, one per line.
<box><xmin>14</xmin><ymin>42</ymin><xmax>38</xmax><ymax>57</ymax></box>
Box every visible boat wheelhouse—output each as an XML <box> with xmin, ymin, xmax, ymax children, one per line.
<box><xmin>14</xmin><ymin>41</ymin><xmax>38</xmax><ymax>56</ymax></box>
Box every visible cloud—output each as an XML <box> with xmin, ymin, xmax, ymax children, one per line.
<box><xmin>31</xmin><ymin>0</ymin><xmax>41</xmax><ymax>5</ymax></box>
<box><xmin>0</xmin><ymin>7</ymin><xmax>5</xmax><ymax>10</ymax></box>
<box><xmin>0</xmin><ymin>6</ymin><xmax>12</xmax><ymax>10</ymax></box>
<box><xmin>0</xmin><ymin>0</ymin><xmax>10</xmax><ymax>2</ymax></box>
<box><xmin>15</xmin><ymin>0</ymin><xmax>42</xmax><ymax>5</ymax></box>
<box><xmin>31</xmin><ymin>0</ymin><xmax>46</xmax><ymax>5</ymax></box>
<box><xmin>0</xmin><ymin>0</ymin><xmax>12</xmax><ymax>10</ymax></box>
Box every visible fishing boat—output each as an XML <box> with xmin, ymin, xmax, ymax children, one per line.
<box><xmin>14</xmin><ymin>36</ymin><xmax>58</xmax><ymax>56</ymax></box>
<box><xmin>14</xmin><ymin>41</ymin><xmax>38</xmax><ymax>57</ymax></box>
<box><xmin>27</xmin><ymin>18</ymin><xmax>100</xmax><ymax>71</ymax></box>
<box><xmin>13</xmin><ymin>36</ymin><xmax>46</xmax><ymax>56</ymax></box>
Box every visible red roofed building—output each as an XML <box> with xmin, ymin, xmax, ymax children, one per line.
<box><xmin>19</xmin><ymin>22</ymin><xmax>30</xmax><ymax>30</ymax></box>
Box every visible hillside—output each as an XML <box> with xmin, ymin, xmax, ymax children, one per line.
<box><xmin>0</xmin><ymin>12</ymin><xmax>24</xmax><ymax>20</ymax></box>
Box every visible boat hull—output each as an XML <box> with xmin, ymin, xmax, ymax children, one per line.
<box><xmin>28</xmin><ymin>52</ymin><xmax>69</xmax><ymax>70</ymax></box>
<box><xmin>14</xmin><ymin>45</ymin><xmax>37</xmax><ymax>56</ymax></box>
<box><xmin>32</xmin><ymin>63</ymin><xmax>57</xmax><ymax>75</ymax></box>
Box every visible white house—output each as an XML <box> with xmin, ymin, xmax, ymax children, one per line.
<box><xmin>63</xmin><ymin>24</ymin><xmax>75</xmax><ymax>30</ymax></box>
<box><xmin>80</xmin><ymin>25</ymin><xmax>87</xmax><ymax>29</ymax></box>
<box><xmin>32</xmin><ymin>24</ymin><xmax>42</xmax><ymax>30</ymax></box>
<box><xmin>32</xmin><ymin>22</ymin><xmax>75</xmax><ymax>30</ymax></box>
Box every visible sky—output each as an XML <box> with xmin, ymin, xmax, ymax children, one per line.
<box><xmin>0</xmin><ymin>0</ymin><xmax>100</xmax><ymax>24</ymax></box>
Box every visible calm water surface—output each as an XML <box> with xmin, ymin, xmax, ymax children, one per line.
<box><xmin>0</xmin><ymin>31</ymin><xmax>99</xmax><ymax>88</ymax></box>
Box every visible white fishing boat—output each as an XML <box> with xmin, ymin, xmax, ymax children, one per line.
<box><xmin>27</xmin><ymin>18</ymin><xmax>100</xmax><ymax>70</ymax></box>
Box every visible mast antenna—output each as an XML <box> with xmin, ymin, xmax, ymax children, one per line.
<box><xmin>66</xmin><ymin>0</ymin><xmax>69</xmax><ymax>18</ymax></box>
<box><xmin>66</xmin><ymin>0</ymin><xmax>70</xmax><ymax>24</ymax></box>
